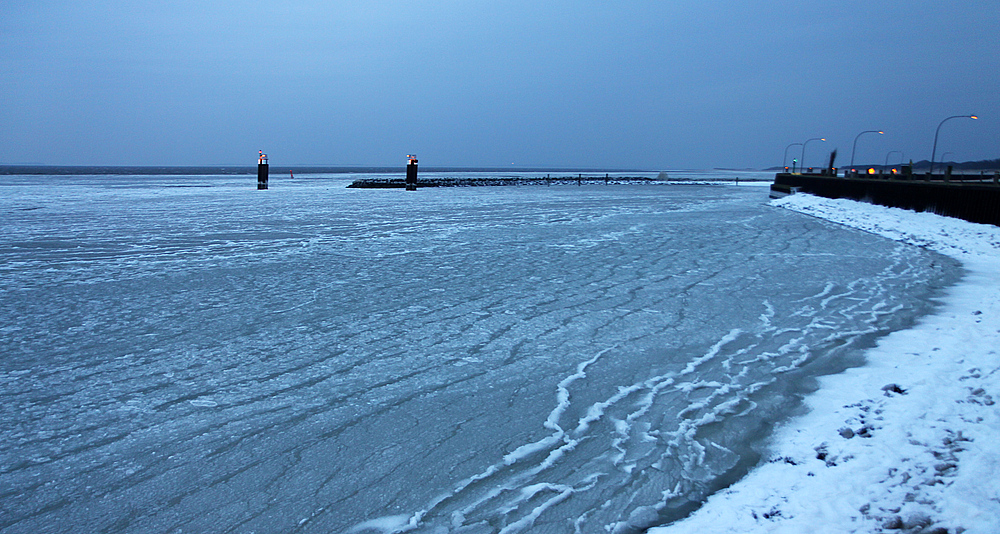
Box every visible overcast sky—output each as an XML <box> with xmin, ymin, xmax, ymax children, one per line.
<box><xmin>2</xmin><ymin>1</ymin><xmax>997</xmax><ymax>169</ymax></box>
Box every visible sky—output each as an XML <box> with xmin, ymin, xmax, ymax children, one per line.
<box><xmin>1</xmin><ymin>1</ymin><xmax>998</xmax><ymax>169</ymax></box>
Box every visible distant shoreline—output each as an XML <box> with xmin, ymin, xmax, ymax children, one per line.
<box><xmin>0</xmin><ymin>165</ymin><xmax>650</xmax><ymax>176</ymax></box>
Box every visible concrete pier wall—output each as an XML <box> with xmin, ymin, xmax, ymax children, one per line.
<box><xmin>772</xmin><ymin>173</ymin><xmax>1000</xmax><ymax>226</ymax></box>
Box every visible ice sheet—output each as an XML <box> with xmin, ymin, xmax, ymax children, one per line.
<box><xmin>0</xmin><ymin>173</ymin><xmax>957</xmax><ymax>533</ymax></box>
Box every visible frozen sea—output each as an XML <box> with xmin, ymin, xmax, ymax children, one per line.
<box><xmin>0</xmin><ymin>171</ymin><xmax>960</xmax><ymax>533</ymax></box>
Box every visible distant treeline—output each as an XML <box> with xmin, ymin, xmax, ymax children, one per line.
<box><xmin>844</xmin><ymin>159</ymin><xmax>1000</xmax><ymax>172</ymax></box>
<box><xmin>767</xmin><ymin>158</ymin><xmax>1000</xmax><ymax>172</ymax></box>
<box><xmin>905</xmin><ymin>159</ymin><xmax>1000</xmax><ymax>171</ymax></box>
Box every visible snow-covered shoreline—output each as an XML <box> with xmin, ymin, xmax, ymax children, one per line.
<box><xmin>653</xmin><ymin>194</ymin><xmax>1000</xmax><ymax>533</ymax></box>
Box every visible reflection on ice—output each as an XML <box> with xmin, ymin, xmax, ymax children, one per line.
<box><xmin>0</xmin><ymin>173</ymin><xmax>958</xmax><ymax>533</ymax></box>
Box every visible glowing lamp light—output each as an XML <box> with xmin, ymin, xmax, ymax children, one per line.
<box><xmin>868</xmin><ymin>168</ymin><xmax>875</xmax><ymax>174</ymax></box>
<box><xmin>971</xmin><ymin>116</ymin><xmax>978</xmax><ymax>120</ymax></box>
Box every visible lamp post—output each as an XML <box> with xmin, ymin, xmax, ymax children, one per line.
<box><xmin>850</xmin><ymin>130</ymin><xmax>884</xmax><ymax>168</ymax></box>
<box><xmin>930</xmin><ymin>115</ymin><xmax>977</xmax><ymax>174</ymax></box>
<box><xmin>800</xmin><ymin>138</ymin><xmax>825</xmax><ymax>173</ymax></box>
<box><xmin>884</xmin><ymin>151</ymin><xmax>904</xmax><ymax>170</ymax></box>
<box><xmin>783</xmin><ymin>143</ymin><xmax>803</xmax><ymax>171</ymax></box>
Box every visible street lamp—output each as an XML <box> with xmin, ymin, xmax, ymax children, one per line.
<box><xmin>884</xmin><ymin>151</ymin><xmax>904</xmax><ymax>169</ymax></box>
<box><xmin>930</xmin><ymin>115</ymin><xmax>978</xmax><ymax>174</ymax></box>
<box><xmin>800</xmin><ymin>138</ymin><xmax>825</xmax><ymax>173</ymax></box>
<box><xmin>850</xmin><ymin>130</ymin><xmax>884</xmax><ymax>168</ymax></box>
<box><xmin>783</xmin><ymin>142</ymin><xmax>803</xmax><ymax>171</ymax></box>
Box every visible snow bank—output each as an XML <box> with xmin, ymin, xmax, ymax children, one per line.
<box><xmin>652</xmin><ymin>195</ymin><xmax>1000</xmax><ymax>533</ymax></box>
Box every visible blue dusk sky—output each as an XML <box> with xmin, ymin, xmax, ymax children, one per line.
<box><xmin>1</xmin><ymin>1</ymin><xmax>997</xmax><ymax>169</ymax></box>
